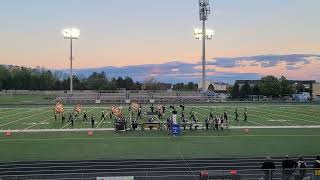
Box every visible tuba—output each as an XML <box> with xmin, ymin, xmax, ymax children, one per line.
<box><xmin>112</xmin><ymin>105</ymin><xmax>123</xmax><ymax>118</ymax></box>
<box><xmin>74</xmin><ymin>104</ymin><xmax>81</xmax><ymax>113</ymax></box>
<box><xmin>157</xmin><ymin>104</ymin><xmax>164</xmax><ymax>114</ymax></box>
<box><xmin>54</xmin><ymin>101</ymin><xmax>64</xmax><ymax>114</ymax></box>
<box><xmin>131</xmin><ymin>102</ymin><xmax>140</xmax><ymax>113</ymax></box>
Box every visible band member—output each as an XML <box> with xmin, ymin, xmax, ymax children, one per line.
<box><xmin>109</xmin><ymin>110</ymin><xmax>113</xmax><ymax>119</ymax></box>
<box><xmin>220</xmin><ymin>116</ymin><xmax>225</xmax><ymax>130</ymax></box>
<box><xmin>137</xmin><ymin>106</ymin><xmax>142</xmax><ymax>119</ymax></box>
<box><xmin>167</xmin><ymin>117</ymin><xmax>172</xmax><ymax>130</ymax></box>
<box><xmin>131</xmin><ymin>119</ymin><xmax>138</xmax><ymax>130</ymax></box>
<box><xmin>91</xmin><ymin>114</ymin><xmax>95</xmax><ymax>128</ymax></box>
<box><xmin>209</xmin><ymin>109</ymin><xmax>214</xmax><ymax>120</ymax></box>
<box><xmin>180</xmin><ymin>104</ymin><xmax>185</xmax><ymax>112</ymax></box>
<box><xmin>244</xmin><ymin>108</ymin><xmax>248</xmax><ymax>121</ymax></box>
<box><xmin>61</xmin><ymin>113</ymin><xmax>65</xmax><ymax>124</ymax></box>
<box><xmin>170</xmin><ymin>104</ymin><xmax>175</xmax><ymax>110</ymax></box>
<box><xmin>71</xmin><ymin>117</ymin><xmax>74</xmax><ymax>127</ymax></box>
<box><xmin>101</xmin><ymin>109</ymin><xmax>106</xmax><ymax>120</ymax></box>
<box><xmin>162</xmin><ymin>104</ymin><xmax>166</xmax><ymax>114</ymax></box>
<box><xmin>181</xmin><ymin>111</ymin><xmax>185</xmax><ymax>119</ymax></box>
<box><xmin>182</xmin><ymin>117</ymin><xmax>187</xmax><ymax>130</ymax></box>
<box><xmin>83</xmin><ymin>110</ymin><xmax>88</xmax><ymax>121</ymax></box>
<box><xmin>190</xmin><ymin>109</ymin><xmax>195</xmax><ymax>120</ymax></box>
<box><xmin>235</xmin><ymin>108</ymin><xmax>239</xmax><ymax>122</ymax></box>
<box><xmin>68</xmin><ymin>113</ymin><xmax>73</xmax><ymax>122</ymax></box>
<box><xmin>150</xmin><ymin>104</ymin><xmax>154</xmax><ymax>113</ymax></box>
<box><xmin>224</xmin><ymin>111</ymin><xmax>228</xmax><ymax>122</ymax></box>
<box><xmin>214</xmin><ymin>116</ymin><xmax>219</xmax><ymax>130</ymax></box>
<box><xmin>158</xmin><ymin>111</ymin><xmax>162</xmax><ymax>119</ymax></box>
<box><xmin>205</xmin><ymin>118</ymin><xmax>210</xmax><ymax>130</ymax></box>
<box><xmin>75</xmin><ymin>111</ymin><xmax>78</xmax><ymax>119</ymax></box>
<box><xmin>54</xmin><ymin>110</ymin><xmax>57</xmax><ymax>121</ymax></box>
<box><xmin>148</xmin><ymin>116</ymin><xmax>153</xmax><ymax>123</ymax></box>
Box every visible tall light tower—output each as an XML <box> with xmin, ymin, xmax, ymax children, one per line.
<box><xmin>198</xmin><ymin>0</ymin><xmax>210</xmax><ymax>92</ymax></box>
<box><xmin>62</xmin><ymin>28</ymin><xmax>80</xmax><ymax>93</ymax></box>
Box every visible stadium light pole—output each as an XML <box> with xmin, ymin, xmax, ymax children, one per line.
<box><xmin>62</xmin><ymin>28</ymin><xmax>80</xmax><ymax>93</ymax></box>
<box><xmin>197</xmin><ymin>0</ymin><xmax>211</xmax><ymax>92</ymax></box>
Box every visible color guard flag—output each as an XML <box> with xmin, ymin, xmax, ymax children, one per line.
<box><xmin>54</xmin><ymin>101</ymin><xmax>64</xmax><ymax>114</ymax></box>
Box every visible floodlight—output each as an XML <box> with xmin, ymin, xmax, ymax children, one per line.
<box><xmin>62</xmin><ymin>28</ymin><xmax>80</xmax><ymax>39</ymax></box>
<box><xmin>62</xmin><ymin>28</ymin><xmax>80</xmax><ymax>93</ymax></box>
<box><xmin>195</xmin><ymin>0</ymin><xmax>212</xmax><ymax>92</ymax></box>
<box><xmin>193</xmin><ymin>28</ymin><xmax>214</xmax><ymax>40</ymax></box>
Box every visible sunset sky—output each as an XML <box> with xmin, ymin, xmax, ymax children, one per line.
<box><xmin>0</xmin><ymin>0</ymin><xmax>319</xmax><ymax>82</ymax></box>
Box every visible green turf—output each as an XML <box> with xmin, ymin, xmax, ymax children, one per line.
<box><xmin>0</xmin><ymin>103</ymin><xmax>320</xmax><ymax>162</ymax></box>
<box><xmin>0</xmin><ymin>129</ymin><xmax>319</xmax><ymax>162</ymax></box>
<box><xmin>0</xmin><ymin>94</ymin><xmax>54</xmax><ymax>104</ymax></box>
<box><xmin>1</xmin><ymin>103</ymin><xmax>320</xmax><ymax>130</ymax></box>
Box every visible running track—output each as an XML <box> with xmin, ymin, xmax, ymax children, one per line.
<box><xmin>0</xmin><ymin>156</ymin><xmax>317</xmax><ymax>180</ymax></box>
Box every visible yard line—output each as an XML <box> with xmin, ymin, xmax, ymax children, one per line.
<box><xmin>1</xmin><ymin>134</ymin><xmax>320</xmax><ymax>142</ymax></box>
<box><xmin>22</xmin><ymin>117</ymin><xmax>54</xmax><ymax>131</ymax></box>
<box><xmin>0</xmin><ymin>109</ymin><xmax>35</xmax><ymax>119</ymax></box>
<box><xmin>0</xmin><ymin>108</ymin><xmax>20</xmax><ymax>115</ymax></box>
<box><xmin>61</xmin><ymin>108</ymin><xmax>94</xmax><ymax>129</ymax></box>
<box><xmin>251</xmin><ymin>107</ymin><xmax>319</xmax><ymax>125</ymax></box>
<box><xmin>243</xmin><ymin>107</ymin><xmax>298</xmax><ymax>126</ymax></box>
<box><xmin>268</xmin><ymin>107</ymin><xmax>320</xmax><ymax>123</ymax></box>
<box><xmin>0</xmin><ymin>110</ymin><xmax>51</xmax><ymax>127</ymax></box>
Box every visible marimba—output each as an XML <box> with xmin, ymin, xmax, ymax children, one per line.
<box><xmin>142</xmin><ymin>122</ymin><xmax>161</xmax><ymax>130</ymax></box>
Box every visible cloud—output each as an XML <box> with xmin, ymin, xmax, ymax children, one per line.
<box><xmin>206</xmin><ymin>54</ymin><xmax>320</xmax><ymax>70</ymax></box>
<box><xmin>66</xmin><ymin>54</ymin><xmax>320</xmax><ymax>84</ymax></box>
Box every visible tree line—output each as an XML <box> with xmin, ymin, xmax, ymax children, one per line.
<box><xmin>0</xmin><ymin>65</ymin><xmax>197</xmax><ymax>91</ymax></box>
<box><xmin>230</xmin><ymin>75</ymin><xmax>309</xmax><ymax>98</ymax></box>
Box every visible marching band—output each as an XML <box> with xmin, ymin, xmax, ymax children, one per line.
<box><xmin>53</xmin><ymin>101</ymin><xmax>249</xmax><ymax>131</ymax></box>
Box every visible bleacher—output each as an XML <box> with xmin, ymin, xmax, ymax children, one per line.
<box><xmin>55</xmin><ymin>90</ymin><xmax>226</xmax><ymax>104</ymax></box>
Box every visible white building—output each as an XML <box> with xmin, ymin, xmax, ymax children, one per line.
<box><xmin>198</xmin><ymin>80</ymin><xmax>228</xmax><ymax>92</ymax></box>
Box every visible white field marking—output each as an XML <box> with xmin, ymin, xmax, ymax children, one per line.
<box><xmin>195</xmin><ymin>106</ymin><xmax>264</xmax><ymax>126</ymax></box>
<box><xmin>0</xmin><ymin>110</ymin><xmax>51</xmax><ymax>127</ymax></box>
<box><xmin>251</xmin><ymin>106</ymin><xmax>319</xmax><ymax>125</ymax></box>
<box><xmin>96</xmin><ymin>113</ymin><xmax>108</xmax><ymax>128</ymax></box>
<box><xmin>61</xmin><ymin>108</ymin><xmax>95</xmax><ymax>129</ymax></box>
<box><xmin>280</xmin><ymin>106</ymin><xmax>320</xmax><ymax>116</ymax></box>
<box><xmin>22</xmin><ymin>117</ymin><xmax>54</xmax><ymax>131</ymax></box>
<box><xmin>245</xmin><ymin>108</ymin><xmax>298</xmax><ymax>126</ymax></box>
<box><xmin>0</xmin><ymin>108</ymin><xmax>20</xmax><ymax>115</ymax></box>
<box><xmin>1</xmin><ymin>125</ymin><xmax>320</xmax><ymax>133</ymax></box>
<box><xmin>268</xmin><ymin>120</ymin><xmax>290</xmax><ymax>122</ymax></box>
<box><xmin>1</xmin><ymin>133</ymin><xmax>320</xmax><ymax>142</ymax></box>
<box><xmin>0</xmin><ymin>109</ymin><xmax>36</xmax><ymax>119</ymax></box>
<box><xmin>266</xmin><ymin>107</ymin><xmax>320</xmax><ymax>122</ymax></box>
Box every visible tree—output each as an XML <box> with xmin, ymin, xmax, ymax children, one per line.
<box><xmin>279</xmin><ymin>76</ymin><xmax>294</xmax><ymax>96</ymax></box>
<box><xmin>295</xmin><ymin>83</ymin><xmax>305</xmax><ymax>93</ymax></box>
<box><xmin>239</xmin><ymin>81</ymin><xmax>252</xmax><ymax>98</ymax></box>
<box><xmin>252</xmin><ymin>84</ymin><xmax>261</xmax><ymax>95</ymax></box>
<box><xmin>260</xmin><ymin>75</ymin><xmax>280</xmax><ymax>97</ymax></box>
<box><xmin>231</xmin><ymin>83</ymin><xmax>240</xmax><ymax>98</ymax></box>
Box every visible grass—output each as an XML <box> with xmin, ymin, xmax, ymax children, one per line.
<box><xmin>0</xmin><ymin>100</ymin><xmax>320</xmax><ymax>162</ymax></box>
<box><xmin>0</xmin><ymin>129</ymin><xmax>319</xmax><ymax>162</ymax></box>
<box><xmin>0</xmin><ymin>103</ymin><xmax>320</xmax><ymax>130</ymax></box>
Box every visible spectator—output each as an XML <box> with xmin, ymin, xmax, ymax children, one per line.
<box><xmin>261</xmin><ymin>156</ymin><xmax>275</xmax><ymax>180</ymax></box>
<box><xmin>314</xmin><ymin>155</ymin><xmax>320</xmax><ymax>180</ymax></box>
<box><xmin>297</xmin><ymin>157</ymin><xmax>307</xmax><ymax>180</ymax></box>
<box><xmin>282</xmin><ymin>155</ymin><xmax>297</xmax><ymax>180</ymax></box>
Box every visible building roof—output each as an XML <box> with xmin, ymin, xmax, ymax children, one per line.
<box><xmin>235</xmin><ymin>80</ymin><xmax>316</xmax><ymax>85</ymax></box>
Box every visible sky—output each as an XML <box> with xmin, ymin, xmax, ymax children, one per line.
<box><xmin>0</xmin><ymin>0</ymin><xmax>319</xmax><ymax>82</ymax></box>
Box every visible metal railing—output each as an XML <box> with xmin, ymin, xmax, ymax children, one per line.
<box><xmin>0</xmin><ymin>168</ymin><xmax>319</xmax><ymax>180</ymax></box>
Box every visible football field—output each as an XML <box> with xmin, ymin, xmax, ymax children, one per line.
<box><xmin>0</xmin><ymin>103</ymin><xmax>320</xmax><ymax>131</ymax></box>
<box><xmin>0</xmin><ymin>103</ymin><xmax>319</xmax><ymax>162</ymax></box>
